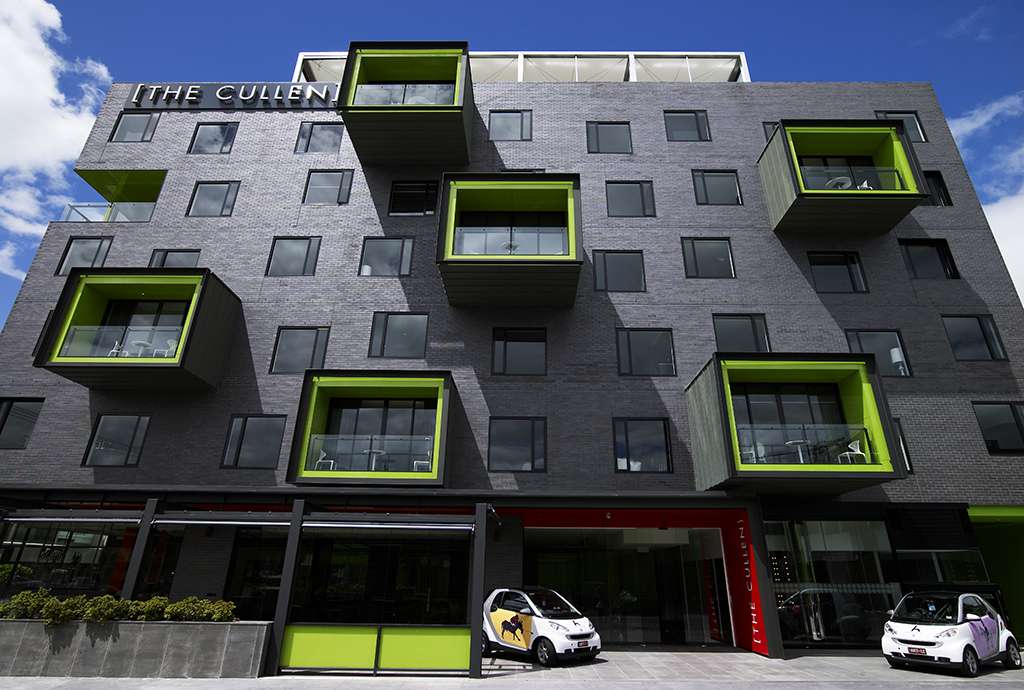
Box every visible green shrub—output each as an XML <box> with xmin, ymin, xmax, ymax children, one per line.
<box><xmin>0</xmin><ymin>588</ymin><xmax>54</xmax><ymax>619</ymax></box>
<box><xmin>42</xmin><ymin>595</ymin><xmax>88</xmax><ymax>626</ymax></box>
<box><xmin>128</xmin><ymin>596</ymin><xmax>169</xmax><ymax>621</ymax></box>
<box><xmin>0</xmin><ymin>589</ymin><xmax>235</xmax><ymax>625</ymax></box>
<box><xmin>206</xmin><ymin>600</ymin><xmax>235</xmax><ymax>623</ymax></box>
<box><xmin>83</xmin><ymin>594</ymin><xmax>130</xmax><ymax>623</ymax></box>
<box><xmin>0</xmin><ymin>564</ymin><xmax>32</xmax><ymax>584</ymax></box>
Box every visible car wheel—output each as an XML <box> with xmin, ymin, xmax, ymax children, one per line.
<box><xmin>962</xmin><ymin>645</ymin><xmax>980</xmax><ymax>678</ymax></box>
<box><xmin>535</xmin><ymin>638</ymin><xmax>557</xmax><ymax>667</ymax></box>
<box><xmin>1005</xmin><ymin>639</ymin><xmax>1022</xmax><ymax>669</ymax></box>
<box><xmin>885</xmin><ymin>655</ymin><xmax>904</xmax><ymax>669</ymax></box>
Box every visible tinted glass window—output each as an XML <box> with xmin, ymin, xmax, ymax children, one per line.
<box><xmin>267</xmin><ymin>237</ymin><xmax>320</xmax><ymax>276</ymax></box>
<box><xmin>846</xmin><ymin>330</ymin><xmax>911</xmax><ymax>376</ymax></box>
<box><xmin>0</xmin><ymin>399</ymin><xmax>43</xmax><ymax>449</ymax></box>
<box><xmin>58</xmin><ymin>237</ymin><xmax>111</xmax><ymax>275</ymax></box>
<box><xmin>369</xmin><ymin>313</ymin><xmax>428</xmax><ymax>358</ymax></box>
<box><xmin>664</xmin><ymin>111</ymin><xmax>710</xmax><ymax>141</ymax></box>
<box><xmin>388</xmin><ymin>182</ymin><xmax>438</xmax><ymax>216</ymax></box>
<box><xmin>617</xmin><ymin>329</ymin><xmax>676</xmax><ymax>376</ymax></box>
<box><xmin>899</xmin><ymin>239</ymin><xmax>959</xmax><ymax>279</ymax></box>
<box><xmin>606</xmin><ymin>181</ymin><xmax>655</xmax><ymax>217</ymax></box>
<box><xmin>489</xmin><ymin>111</ymin><xmax>532</xmax><ymax>141</ymax></box>
<box><xmin>973</xmin><ymin>403</ymin><xmax>1024</xmax><ymax>453</ymax></box>
<box><xmin>876</xmin><ymin>111</ymin><xmax>926</xmax><ymax>142</ymax></box>
<box><xmin>808</xmin><ymin>252</ymin><xmax>867</xmax><ymax>293</ymax></box>
<box><xmin>943</xmin><ymin>316</ymin><xmax>1006</xmax><ymax>361</ymax></box>
<box><xmin>594</xmin><ymin>251</ymin><xmax>645</xmax><ymax>291</ymax></box>
<box><xmin>713</xmin><ymin>315</ymin><xmax>770</xmax><ymax>352</ymax></box>
<box><xmin>189</xmin><ymin>123</ymin><xmax>238</xmax><ymax>154</ymax></box>
<box><xmin>111</xmin><ymin>112</ymin><xmax>158</xmax><ymax>142</ymax></box>
<box><xmin>922</xmin><ymin>172</ymin><xmax>952</xmax><ymax>206</ymax></box>
<box><xmin>493</xmin><ymin>328</ymin><xmax>545</xmax><ymax>375</ymax></box>
<box><xmin>303</xmin><ymin>171</ymin><xmax>353</xmax><ymax>205</ymax></box>
<box><xmin>150</xmin><ymin>250</ymin><xmax>200</xmax><ymax>268</ymax></box>
<box><xmin>271</xmin><ymin>327</ymin><xmax>329</xmax><ymax>374</ymax></box>
<box><xmin>682</xmin><ymin>238</ymin><xmax>734</xmax><ymax>278</ymax></box>
<box><xmin>188</xmin><ymin>182</ymin><xmax>239</xmax><ymax>217</ymax></box>
<box><xmin>295</xmin><ymin>122</ymin><xmax>344</xmax><ymax>153</ymax></box>
<box><xmin>84</xmin><ymin>415</ymin><xmax>149</xmax><ymax>466</ymax></box>
<box><xmin>693</xmin><ymin>170</ymin><xmax>742</xmax><ymax>205</ymax></box>
<box><xmin>614</xmin><ymin>419</ymin><xmax>670</xmax><ymax>472</ymax></box>
<box><xmin>222</xmin><ymin>416</ymin><xmax>286</xmax><ymax>468</ymax></box>
<box><xmin>359</xmin><ymin>238</ymin><xmax>412</xmax><ymax>276</ymax></box>
<box><xmin>488</xmin><ymin>418</ymin><xmax>545</xmax><ymax>471</ymax></box>
<box><xmin>587</xmin><ymin>122</ymin><xmax>632</xmax><ymax>153</ymax></box>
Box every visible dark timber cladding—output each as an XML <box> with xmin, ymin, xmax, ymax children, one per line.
<box><xmin>435</xmin><ymin>172</ymin><xmax>583</xmax><ymax>307</ymax></box>
<box><xmin>32</xmin><ymin>267</ymin><xmax>241</xmax><ymax>390</ymax></box>
<box><xmin>757</xmin><ymin>119</ymin><xmax>928</xmax><ymax>234</ymax></box>
<box><xmin>339</xmin><ymin>41</ymin><xmax>472</xmax><ymax>165</ymax></box>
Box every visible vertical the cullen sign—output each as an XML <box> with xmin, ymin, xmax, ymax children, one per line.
<box><xmin>124</xmin><ymin>83</ymin><xmax>343</xmax><ymax>110</ymax></box>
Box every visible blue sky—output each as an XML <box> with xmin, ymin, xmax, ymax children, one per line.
<box><xmin>1</xmin><ymin>0</ymin><xmax>1022</xmax><ymax>326</ymax></box>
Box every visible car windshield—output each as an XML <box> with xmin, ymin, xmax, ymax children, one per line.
<box><xmin>892</xmin><ymin>593</ymin><xmax>959</xmax><ymax>625</ymax></box>
<box><xmin>525</xmin><ymin>588</ymin><xmax>580</xmax><ymax>620</ymax></box>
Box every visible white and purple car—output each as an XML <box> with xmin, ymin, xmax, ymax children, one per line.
<box><xmin>882</xmin><ymin>591</ymin><xmax>1021</xmax><ymax>676</ymax></box>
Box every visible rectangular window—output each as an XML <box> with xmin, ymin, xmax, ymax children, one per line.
<box><xmin>187</xmin><ymin>181</ymin><xmax>239</xmax><ymax>217</ymax></box>
<box><xmin>922</xmin><ymin>171</ymin><xmax>952</xmax><ymax>206</ymax></box>
<box><xmin>303</xmin><ymin>170</ymin><xmax>353</xmax><ymax>205</ymax></box>
<box><xmin>493</xmin><ymin>328</ymin><xmax>546</xmax><ymax>375</ymax></box>
<box><xmin>56</xmin><ymin>237</ymin><xmax>111</xmax><ymax>276</ymax></box>
<box><xmin>762</xmin><ymin>121</ymin><xmax>779</xmax><ymax>141</ymax></box>
<box><xmin>616</xmin><ymin>328</ymin><xmax>676</xmax><ymax>376</ymax></box>
<box><xmin>899</xmin><ymin>239</ymin><xmax>959</xmax><ymax>279</ymax></box>
<box><xmin>387</xmin><ymin>181</ymin><xmax>438</xmax><ymax>216</ymax></box>
<box><xmin>942</xmin><ymin>315</ymin><xmax>1007</xmax><ymax>361</ymax></box>
<box><xmin>893</xmin><ymin>417</ymin><xmax>913</xmax><ymax>473</ymax></box>
<box><xmin>489</xmin><ymin>110</ymin><xmax>532</xmax><ymax>141</ymax></box>
<box><xmin>266</xmin><ymin>237</ymin><xmax>320</xmax><ymax>277</ymax></box>
<box><xmin>606</xmin><ymin>181</ymin><xmax>655</xmax><ymax>217</ymax></box>
<box><xmin>846</xmin><ymin>330</ymin><xmax>911</xmax><ymax>376</ymax></box>
<box><xmin>682</xmin><ymin>238</ymin><xmax>735</xmax><ymax>278</ymax></box>
<box><xmin>876</xmin><ymin>110</ymin><xmax>926</xmax><ymax>142</ymax></box>
<box><xmin>0</xmin><ymin>399</ymin><xmax>43</xmax><ymax>449</ymax></box>
<box><xmin>808</xmin><ymin>252</ymin><xmax>868</xmax><ymax>293</ymax></box>
<box><xmin>221</xmin><ymin>415</ymin><xmax>286</xmax><ymax>468</ymax></box>
<box><xmin>270</xmin><ymin>327</ymin><xmax>329</xmax><ymax>374</ymax></box>
<box><xmin>664</xmin><ymin>110</ymin><xmax>710</xmax><ymax>142</ymax></box>
<box><xmin>369</xmin><ymin>312</ymin><xmax>428</xmax><ymax>359</ymax></box>
<box><xmin>359</xmin><ymin>238</ymin><xmax>413</xmax><ymax>276</ymax></box>
<box><xmin>693</xmin><ymin>170</ymin><xmax>742</xmax><ymax>205</ymax></box>
<box><xmin>614</xmin><ymin>418</ymin><xmax>671</xmax><ymax>472</ymax></box>
<box><xmin>713</xmin><ymin>314</ymin><xmax>770</xmax><ymax>352</ymax></box>
<box><xmin>188</xmin><ymin>122</ymin><xmax>238</xmax><ymax>154</ymax></box>
<box><xmin>593</xmin><ymin>250</ymin><xmax>646</xmax><ymax>292</ymax></box>
<box><xmin>110</xmin><ymin>112</ymin><xmax>159</xmax><ymax>142</ymax></box>
<box><xmin>973</xmin><ymin>402</ymin><xmax>1024</xmax><ymax>453</ymax></box>
<box><xmin>488</xmin><ymin>417</ymin><xmax>546</xmax><ymax>471</ymax></box>
<box><xmin>295</xmin><ymin>122</ymin><xmax>344</xmax><ymax>153</ymax></box>
<box><xmin>83</xmin><ymin>415</ymin><xmax>149</xmax><ymax>467</ymax></box>
<box><xmin>149</xmin><ymin>249</ymin><xmax>200</xmax><ymax>268</ymax></box>
<box><xmin>587</xmin><ymin>122</ymin><xmax>632</xmax><ymax>153</ymax></box>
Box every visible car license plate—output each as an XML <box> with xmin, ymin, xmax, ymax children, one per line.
<box><xmin>908</xmin><ymin>647</ymin><xmax>926</xmax><ymax>656</ymax></box>
<box><xmin>577</xmin><ymin>640</ymin><xmax>589</xmax><ymax>648</ymax></box>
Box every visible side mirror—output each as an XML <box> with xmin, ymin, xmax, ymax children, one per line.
<box><xmin>519</xmin><ymin>607</ymin><xmax>532</xmax><ymax>615</ymax></box>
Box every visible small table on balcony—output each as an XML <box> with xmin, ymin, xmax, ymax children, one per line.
<box><xmin>784</xmin><ymin>439</ymin><xmax>809</xmax><ymax>464</ymax></box>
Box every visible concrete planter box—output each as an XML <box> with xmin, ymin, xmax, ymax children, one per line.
<box><xmin>0</xmin><ymin>619</ymin><xmax>269</xmax><ymax>678</ymax></box>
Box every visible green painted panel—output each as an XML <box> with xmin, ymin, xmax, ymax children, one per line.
<box><xmin>297</xmin><ymin>376</ymin><xmax>446</xmax><ymax>481</ymax></box>
<box><xmin>442</xmin><ymin>180</ymin><xmax>577</xmax><ymax>261</ymax></box>
<box><xmin>786</xmin><ymin>126</ymin><xmax>919</xmax><ymax>195</ymax></box>
<box><xmin>968</xmin><ymin>506</ymin><xmax>1024</xmax><ymax>522</ymax></box>
<box><xmin>720</xmin><ymin>359</ymin><xmax>894</xmax><ymax>474</ymax></box>
<box><xmin>378</xmin><ymin>627</ymin><xmax>470</xmax><ymax>670</ymax></box>
<box><xmin>75</xmin><ymin>169</ymin><xmax>166</xmax><ymax>202</ymax></box>
<box><xmin>280</xmin><ymin>625</ymin><xmax>378</xmax><ymax>669</ymax></box>
<box><xmin>346</xmin><ymin>49</ymin><xmax>463</xmax><ymax>107</ymax></box>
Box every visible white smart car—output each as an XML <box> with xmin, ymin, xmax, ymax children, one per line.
<box><xmin>482</xmin><ymin>587</ymin><xmax>601</xmax><ymax>666</ymax></box>
<box><xmin>882</xmin><ymin>590</ymin><xmax>1022</xmax><ymax>676</ymax></box>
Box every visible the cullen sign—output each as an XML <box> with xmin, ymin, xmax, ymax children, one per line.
<box><xmin>124</xmin><ymin>82</ymin><xmax>343</xmax><ymax>110</ymax></box>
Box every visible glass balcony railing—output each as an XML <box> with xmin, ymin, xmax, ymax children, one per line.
<box><xmin>60</xmin><ymin>202</ymin><xmax>155</xmax><ymax>223</ymax></box>
<box><xmin>453</xmin><ymin>227</ymin><xmax>569</xmax><ymax>256</ymax></box>
<box><xmin>735</xmin><ymin>424</ymin><xmax>874</xmax><ymax>465</ymax></box>
<box><xmin>798</xmin><ymin>166</ymin><xmax>907</xmax><ymax>192</ymax></box>
<box><xmin>58</xmin><ymin>325</ymin><xmax>183</xmax><ymax>358</ymax></box>
<box><xmin>352</xmin><ymin>83</ymin><xmax>455</xmax><ymax>106</ymax></box>
<box><xmin>306</xmin><ymin>434</ymin><xmax>434</xmax><ymax>473</ymax></box>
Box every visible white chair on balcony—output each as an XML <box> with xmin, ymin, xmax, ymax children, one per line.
<box><xmin>152</xmin><ymin>339</ymin><xmax>178</xmax><ymax>358</ymax></box>
<box><xmin>107</xmin><ymin>340</ymin><xmax>123</xmax><ymax>357</ymax></box>
<box><xmin>313</xmin><ymin>449</ymin><xmax>335</xmax><ymax>471</ymax></box>
<box><xmin>412</xmin><ymin>459</ymin><xmax>432</xmax><ymax>472</ymax></box>
<box><xmin>837</xmin><ymin>439</ymin><xmax>867</xmax><ymax>464</ymax></box>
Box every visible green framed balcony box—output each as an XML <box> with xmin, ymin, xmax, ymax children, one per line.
<box><xmin>435</xmin><ymin>173</ymin><xmax>583</xmax><ymax>307</ymax></box>
<box><xmin>339</xmin><ymin>41</ymin><xmax>472</xmax><ymax>165</ymax></box>
<box><xmin>757</xmin><ymin>120</ymin><xmax>927</xmax><ymax>233</ymax></box>
<box><xmin>288</xmin><ymin>370</ymin><xmax>453</xmax><ymax>486</ymax></box>
<box><xmin>33</xmin><ymin>268</ymin><xmax>241</xmax><ymax>390</ymax></box>
<box><xmin>62</xmin><ymin>169</ymin><xmax>167</xmax><ymax>222</ymax></box>
<box><xmin>685</xmin><ymin>353</ymin><xmax>906</xmax><ymax>492</ymax></box>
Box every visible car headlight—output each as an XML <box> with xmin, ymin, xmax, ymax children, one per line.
<box><xmin>884</xmin><ymin>623</ymin><xmax>896</xmax><ymax>635</ymax></box>
<box><xmin>936</xmin><ymin>628</ymin><xmax>959</xmax><ymax>639</ymax></box>
<box><xmin>548</xmin><ymin>621</ymin><xmax>568</xmax><ymax>633</ymax></box>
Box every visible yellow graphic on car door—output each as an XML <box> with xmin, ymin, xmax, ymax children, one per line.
<box><xmin>489</xmin><ymin>609</ymin><xmax>533</xmax><ymax>650</ymax></box>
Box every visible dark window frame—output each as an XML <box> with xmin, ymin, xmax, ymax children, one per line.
<box><xmin>488</xmin><ymin>110</ymin><xmax>533</xmax><ymax>141</ymax></box>
<box><xmin>149</xmin><ymin>249</ymin><xmax>201</xmax><ymax>268</ymax></box>
<box><xmin>358</xmin><ymin>237</ymin><xmax>414</xmax><ymax>277</ymax></box>
<box><xmin>942</xmin><ymin>315</ymin><xmax>1008</xmax><ymax>362</ymax></box>
<box><xmin>81</xmin><ymin>414</ymin><xmax>150</xmax><ymax>468</ymax></box>
<box><xmin>875</xmin><ymin>110</ymin><xmax>927</xmax><ymax>143</ymax></box>
<box><xmin>922</xmin><ymin>171</ymin><xmax>953</xmax><ymax>206</ymax></box>
<box><xmin>109</xmin><ymin>111</ymin><xmax>159</xmax><ymax>143</ymax></box>
<box><xmin>302</xmin><ymin>170</ymin><xmax>353</xmax><ymax>206</ymax></box>
<box><xmin>807</xmin><ymin>251</ymin><xmax>869</xmax><ymax>293</ymax></box>
<box><xmin>593</xmin><ymin>250</ymin><xmax>647</xmax><ymax>292</ymax></box>
<box><xmin>586</xmin><ymin>121</ymin><xmax>633</xmax><ymax>154</ymax></box>
<box><xmin>682</xmin><ymin>237</ymin><xmax>736</xmax><ymax>279</ymax></box>
<box><xmin>187</xmin><ymin>122</ymin><xmax>239</xmax><ymax>155</ymax></box>
<box><xmin>265</xmin><ymin>236</ymin><xmax>321</xmax><ymax>277</ymax></box>
<box><xmin>487</xmin><ymin>416</ymin><xmax>547</xmax><ymax>473</ymax></box>
<box><xmin>612</xmin><ymin>417</ymin><xmax>673</xmax><ymax>474</ymax></box>
<box><xmin>387</xmin><ymin>181</ymin><xmax>438</xmax><ymax>217</ymax></box>
<box><xmin>294</xmin><ymin>121</ymin><xmax>345</xmax><ymax>154</ymax></box>
<box><xmin>972</xmin><ymin>401</ymin><xmax>1024</xmax><ymax>455</ymax></box>
<box><xmin>899</xmin><ymin>239</ymin><xmax>960</xmax><ymax>279</ymax></box>
<box><xmin>712</xmin><ymin>313</ymin><xmax>771</xmax><ymax>353</ymax></box>
<box><xmin>892</xmin><ymin>417</ymin><xmax>914</xmax><ymax>473</ymax></box>
<box><xmin>368</xmin><ymin>312</ymin><xmax>429</xmax><ymax>359</ymax></box>
<box><xmin>186</xmin><ymin>181</ymin><xmax>240</xmax><ymax>217</ymax></box>
<box><xmin>0</xmin><ymin>398</ymin><xmax>44</xmax><ymax>450</ymax></box>
<box><xmin>55</xmin><ymin>236</ymin><xmax>112</xmax><ymax>276</ymax></box>
<box><xmin>605</xmin><ymin>181</ymin><xmax>656</xmax><ymax>217</ymax></box>
<box><xmin>693</xmin><ymin>169</ymin><xmax>743</xmax><ymax>206</ymax></box>
<box><xmin>220</xmin><ymin>414</ymin><xmax>287</xmax><ymax>469</ymax></box>
<box><xmin>615</xmin><ymin>328</ymin><xmax>677</xmax><ymax>377</ymax></box>
<box><xmin>664</xmin><ymin>110</ymin><xmax>711</xmax><ymax>142</ymax></box>
<box><xmin>845</xmin><ymin>329</ymin><xmax>913</xmax><ymax>377</ymax></box>
<box><xmin>492</xmin><ymin>327</ymin><xmax>547</xmax><ymax>376</ymax></box>
<box><xmin>268</xmin><ymin>326</ymin><xmax>330</xmax><ymax>375</ymax></box>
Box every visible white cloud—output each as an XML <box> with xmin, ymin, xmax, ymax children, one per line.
<box><xmin>941</xmin><ymin>6</ymin><xmax>994</xmax><ymax>42</ymax></box>
<box><xmin>985</xmin><ymin>183</ymin><xmax>1024</xmax><ymax>307</ymax></box>
<box><xmin>0</xmin><ymin>242</ymin><xmax>27</xmax><ymax>281</ymax></box>
<box><xmin>948</xmin><ymin>91</ymin><xmax>1024</xmax><ymax>147</ymax></box>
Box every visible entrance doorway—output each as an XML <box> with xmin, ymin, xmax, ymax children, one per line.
<box><xmin>524</xmin><ymin>528</ymin><xmax>732</xmax><ymax>646</ymax></box>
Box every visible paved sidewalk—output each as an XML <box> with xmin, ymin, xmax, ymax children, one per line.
<box><xmin>0</xmin><ymin>648</ymin><xmax>1019</xmax><ymax>689</ymax></box>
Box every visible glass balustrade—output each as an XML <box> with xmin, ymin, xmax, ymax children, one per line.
<box><xmin>306</xmin><ymin>434</ymin><xmax>434</xmax><ymax>473</ymax></box>
<box><xmin>799</xmin><ymin>165</ymin><xmax>906</xmax><ymax>192</ymax></box>
<box><xmin>60</xmin><ymin>202</ymin><xmax>155</xmax><ymax>222</ymax></box>
<box><xmin>735</xmin><ymin>423</ymin><xmax>873</xmax><ymax>465</ymax></box>
<box><xmin>453</xmin><ymin>226</ymin><xmax>568</xmax><ymax>256</ymax></box>
<box><xmin>352</xmin><ymin>83</ymin><xmax>455</xmax><ymax>106</ymax></box>
<box><xmin>58</xmin><ymin>325</ymin><xmax>183</xmax><ymax>358</ymax></box>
